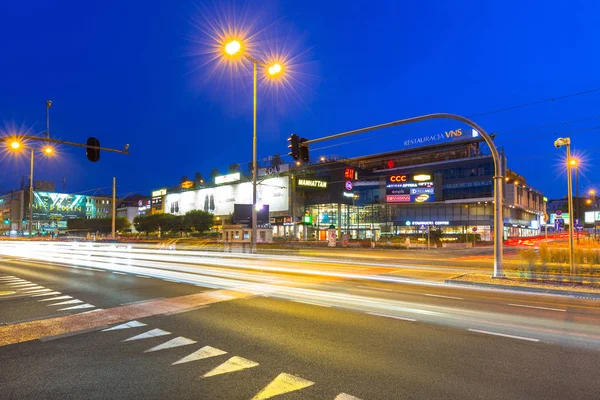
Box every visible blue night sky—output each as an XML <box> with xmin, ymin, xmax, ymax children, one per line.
<box><xmin>1</xmin><ymin>0</ymin><xmax>599</xmax><ymax>199</ymax></box>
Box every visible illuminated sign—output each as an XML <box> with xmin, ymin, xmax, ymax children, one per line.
<box><xmin>402</xmin><ymin>128</ymin><xmax>481</xmax><ymax>148</ymax></box>
<box><xmin>343</xmin><ymin>192</ymin><xmax>354</xmax><ymax>198</ymax></box>
<box><xmin>152</xmin><ymin>189</ymin><xmax>167</xmax><ymax>197</ymax></box>
<box><xmin>345</xmin><ymin>181</ymin><xmax>353</xmax><ymax>191</ymax></box>
<box><xmin>215</xmin><ymin>172</ymin><xmax>241</xmax><ymax>185</ymax></box>
<box><xmin>303</xmin><ymin>215</ymin><xmax>313</xmax><ymax>224</ymax></box>
<box><xmin>387</xmin><ymin>195</ymin><xmax>411</xmax><ymax>203</ymax></box>
<box><xmin>413</xmin><ymin>174</ymin><xmax>432</xmax><ymax>182</ymax></box>
<box><xmin>298</xmin><ymin>179</ymin><xmax>327</xmax><ymax>188</ymax></box>
<box><xmin>389</xmin><ymin>175</ymin><xmax>408</xmax><ymax>182</ymax></box>
<box><xmin>32</xmin><ymin>192</ymin><xmax>87</xmax><ymax>220</ymax></box>
<box><xmin>344</xmin><ymin>168</ymin><xmax>357</xmax><ymax>180</ymax></box>
<box><xmin>412</xmin><ymin>221</ymin><xmax>450</xmax><ymax>226</ymax></box>
<box><xmin>181</xmin><ymin>180</ymin><xmax>194</xmax><ymax>189</ymax></box>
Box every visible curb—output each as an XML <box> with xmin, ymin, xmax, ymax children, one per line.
<box><xmin>445</xmin><ymin>279</ymin><xmax>600</xmax><ymax>299</ymax></box>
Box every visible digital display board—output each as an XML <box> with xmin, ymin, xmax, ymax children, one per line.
<box><xmin>32</xmin><ymin>192</ymin><xmax>87</xmax><ymax>220</ymax></box>
<box><xmin>386</xmin><ymin>174</ymin><xmax>434</xmax><ymax>203</ymax></box>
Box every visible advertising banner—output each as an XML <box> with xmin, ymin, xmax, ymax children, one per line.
<box><xmin>165</xmin><ymin>176</ymin><xmax>289</xmax><ymax>216</ymax></box>
<box><xmin>386</xmin><ymin>174</ymin><xmax>434</xmax><ymax>203</ymax></box>
<box><xmin>32</xmin><ymin>192</ymin><xmax>87</xmax><ymax>220</ymax></box>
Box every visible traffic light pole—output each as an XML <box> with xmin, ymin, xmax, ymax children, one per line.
<box><xmin>302</xmin><ymin>113</ymin><xmax>505</xmax><ymax>278</ymax></box>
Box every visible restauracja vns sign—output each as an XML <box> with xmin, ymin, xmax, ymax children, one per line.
<box><xmin>403</xmin><ymin>128</ymin><xmax>463</xmax><ymax>147</ymax></box>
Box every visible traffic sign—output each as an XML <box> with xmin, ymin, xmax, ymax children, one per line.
<box><xmin>345</xmin><ymin>181</ymin><xmax>353</xmax><ymax>191</ymax></box>
<box><xmin>420</xmin><ymin>225</ymin><xmax>426</xmax><ymax>230</ymax></box>
<box><xmin>472</xmin><ymin>227</ymin><xmax>478</xmax><ymax>232</ymax></box>
<box><xmin>556</xmin><ymin>210</ymin><xmax>563</xmax><ymax>217</ymax></box>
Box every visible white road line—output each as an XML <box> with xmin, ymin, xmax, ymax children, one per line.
<box><xmin>18</xmin><ymin>286</ymin><xmax>45</xmax><ymax>291</ymax></box>
<box><xmin>163</xmin><ymin>279</ymin><xmax>179</xmax><ymax>283</ymax></box>
<box><xmin>39</xmin><ymin>295</ymin><xmax>73</xmax><ymax>302</ymax></box>
<box><xmin>58</xmin><ymin>303</ymin><xmax>95</xmax><ymax>311</ymax></box>
<box><xmin>31</xmin><ymin>291</ymin><xmax>61</xmax><ymax>297</ymax></box>
<box><xmin>367</xmin><ymin>312</ymin><xmax>417</xmax><ymax>322</ymax></box>
<box><xmin>49</xmin><ymin>299</ymin><xmax>84</xmax><ymax>306</ymax></box>
<box><xmin>22</xmin><ymin>288</ymin><xmax>51</xmax><ymax>294</ymax></box>
<box><xmin>113</xmin><ymin>272</ymin><xmax>126</xmax><ymax>275</ymax></box>
<box><xmin>136</xmin><ymin>275</ymin><xmax>151</xmax><ymax>279</ymax></box>
<box><xmin>89</xmin><ymin>268</ymin><xmax>104</xmax><ymax>272</ymax></box>
<box><xmin>144</xmin><ymin>336</ymin><xmax>197</xmax><ymax>352</ymax></box>
<box><xmin>468</xmin><ymin>329</ymin><xmax>539</xmax><ymax>342</ymax></box>
<box><xmin>292</xmin><ymin>300</ymin><xmax>331</xmax><ymax>308</ymax></box>
<box><xmin>81</xmin><ymin>267</ymin><xmax>94</xmax><ymax>271</ymax></box>
<box><xmin>424</xmin><ymin>293</ymin><xmax>463</xmax><ymax>300</ymax></box>
<box><xmin>507</xmin><ymin>303</ymin><xmax>566</xmax><ymax>312</ymax></box>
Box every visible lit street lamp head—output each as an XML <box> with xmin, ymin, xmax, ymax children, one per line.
<box><xmin>590</xmin><ymin>189</ymin><xmax>596</xmax><ymax>196</ymax></box>
<box><xmin>569</xmin><ymin>158</ymin><xmax>578</xmax><ymax>167</ymax></box>
<box><xmin>43</xmin><ymin>146</ymin><xmax>54</xmax><ymax>155</ymax></box>
<box><xmin>10</xmin><ymin>140</ymin><xmax>21</xmax><ymax>150</ymax></box>
<box><xmin>268</xmin><ymin>63</ymin><xmax>282</xmax><ymax>76</ymax></box>
<box><xmin>225</xmin><ymin>40</ymin><xmax>241</xmax><ymax>56</ymax></box>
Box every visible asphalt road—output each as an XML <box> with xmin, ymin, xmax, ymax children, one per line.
<box><xmin>1</xmin><ymin>245</ymin><xmax>600</xmax><ymax>399</ymax></box>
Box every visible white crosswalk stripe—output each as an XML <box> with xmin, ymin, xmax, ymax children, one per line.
<box><xmin>335</xmin><ymin>393</ymin><xmax>363</xmax><ymax>400</ymax></box>
<box><xmin>48</xmin><ymin>299</ymin><xmax>83</xmax><ymax>306</ymax></box>
<box><xmin>58</xmin><ymin>304</ymin><xmax>95</xmax><ymax>311</ymax></box>
<box><xmin>39</xmin><ymin>295</ymin><xmax>73</xmax><ymax>302</ymax></box>
<box><xmin>202</xmin><ymin>356</ymin><xmax>259</xmax><ymax>378</ymax></box>
<box><xmin>31</xmin><ymin>291</ymin><xmax>61</xmax><ymax>297</ymax></box>
<box><xmin>172</xmin><ymin>346</ymin><xmax>227</xmax><ymax>365</ymax></box>
<box><xmin>102</xmin><ymin>321</ymin><xmax>147</xmax><ymax>331</ymax></box>
<box><xmin>123</xmin><ymin>329</ymin><xmax>171</xmax><ymax>342</ymax></box>
<box><xmin>144</xmin><ymin>337</ymin><xmax>196</xmax><ymax>353</ymax></box>
<box><xmin>251</xmin><ymin>373</ymin><xmax>314</xmax><ymax>400</ymax></box>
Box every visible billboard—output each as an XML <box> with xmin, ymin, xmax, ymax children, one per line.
<box><xmin>164</xmin><ymin>176</ymin><xmax>289</xmax><ymax>216</ymax></box>
<box><xmin>32</xmin><ymin>192</ymin><xmax>87</xmax><ymax>220</ymax></box>
<box><xmin>386</xmin><ymin>174</ymin><xmax>434</xmax><ymax>203</ymax></box>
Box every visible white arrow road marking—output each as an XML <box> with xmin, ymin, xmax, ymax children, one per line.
<box><xmin>39</xmin><ymin>296</ymin><xmax>73</xmax><ymax>302</ymax></box>
<box><xmin>144</xmin><ymin>336</ymin><xmax>197</xmax><ymax>353</ymax></box>
<box><xmin>102</xmin><ymin>321</ymin><xmax>147</xmax><ymax>331</ymax></box>
<box><xmin>123</xmin><ymin>329</ymin><xmax>171</xmax><ymax>342</ymax></box>
<box><xmin>22</xmin><ymin>289</ymin><xmax>52</xmax><ymax>294</ymax></box>
<box><xmin>251</xmin><ymin>373</ymin><xmax>315</xmax><ymax>400</ymax></box>
<box><xmin>49</xmin><ymin>299</ymin><xmax>83</xmax><ymax>306</ymax></box>
<box><xmin>58</xmin><ymin>304</ymin><xmax>95</xmax><ymax>311</ymax></box>
<box><xmin>172</xmin><ymin>346</ymin><xmax>227</xmax><ymax>365</ymax></box>
<box><xmin>31</xmin><ymin>291</ymin><xmax>61</xmax><ymax>297</ymax></box>
<box><xmin>335</xmin><ymin>394</ymin><xmax>363</xmax><ymax>400</ymax></box>
<box><xmin>202</xmin><ymin>356</ymin><xmax>259</xmax><ymax>378</ymax></box>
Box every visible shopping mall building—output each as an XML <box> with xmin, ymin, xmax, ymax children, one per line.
<box><xmin>158</xmin><ymin>127</ymin><xmax>546</xmax><ymax>242</ymax></box>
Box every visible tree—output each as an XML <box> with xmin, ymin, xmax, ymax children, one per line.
<box><xmin>183</xmin><ymin>210</ymin><xmax>214</xmax><ymax>234</ymax></box>
<box><xmin>228</xmin><ymin>163</ymin><xmax>240</xmax><ymax>173</ymax></box>
<box><xmin>209</xmin><ymin>168</ymin><xmax>220</xmax><ymax>182</ymax></box>
<box><xmin>194</xmin><ymin>172</ymin><xmax>204</xmax><ymax>186</ymax></box>
<box><xmin>270</xmin><ymin>154</ymin><xmax>282</xmax><ymax>167</ymax></box>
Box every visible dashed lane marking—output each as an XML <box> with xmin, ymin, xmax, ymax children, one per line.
<box><xmin>18</xmin><ymin>286</ymin><xmax>45</xmax><ymax>290</ymax></box>
<box><xmin>123</xmin><ymin>328</ymin><xmax>171</xmax><ymax>342</ymax></box>
<box><xmin>0</xmin><ymin>289</ymin><xmax>252</xmax><ymax>347</ymax></box>
<box><xmin>507</xmin><ymin>303</ymin><xmax>566</xmax><ymax>312</ymax></box>
<box><xmin>424</xmin><ymin>293</ymin><xmax>463</xmax><ymax>300</ymax></box>
<box><xmin>102</xmin><ymin>320</ymin><xmax>147</xmax><ymax>331</ymax></box>
<box><xmin>58</xmin><ymin>304</ymin><xmax>95</xmax><ymax>311</ymax></box>
<box><xmin>136</xmin><ymin>275</ymin><xmax>151</xmax><ymax>279</ymax></box>
<box><xmin>31</xmin><ymin>291</ymin><xmax>61</xmax><ymax>297</ymax></box>
<box><xmin>172</xmin><ymin>346</ymin><xmax>227</xmax><ymax>365</ymax></box>
<box><xmin>39</xmin><ymin>296</ymin><xmax>73</xmax><ymax>302</ymax></box>
<box><xmin>468</xmin><ymin>329</ymin><xmax>540</xmax><ymax>342</ymax></box>
<box><xmin>144</xmin><ymin>336</ymin><xmax>197</xmax><ymax>352</ymax></box>
<box><xmin>367</xmin><ymin>312</ymin><xmax>417</xmax><ymax>322</ymax></box>
<box><xmin>202</xmin><ymin>356</ymin><xmax>259</xmax><ymax>378</ymax></box>
<box><xmin>48</xmin><ymin>299</ymin><xmax>83</xmax><ymax>306</ymax></box>
<box><xmin>251</xmin><ymin>373</ymin><xmax>315</xmax><ymax>400</ymax></box>
<box><xmin>335</xmin><ymin>393</ymin><xmax>363</xmax><ymax>400</ymax></box>
<box><xmin>22</xmin><ymin>289</ymin><xmax>52</xmax><ymax>294</ymax></box>
<box><xmin>113</xmin><ymin>272</ymin><xmax>126</xmax><ymax>275</ymax></box>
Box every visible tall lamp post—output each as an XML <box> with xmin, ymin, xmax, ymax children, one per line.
<box><xmin>7</xmin><ymin>139</ymin><xmax>55</xmax><ymax>238</ymax></box>
<box><xmin>222</xmin><ymin>39</ymin><xmax>285</xmax><ymax>253</ymax></box>
<box><xmin>569</xmin><ymin>158</ymin><xmax>580</xmax><ymax>241</ymax></box>
<box><xmin>554</xmin><ymin>137</ymin><xmax>575</xmax><ymax>274</ymax></box>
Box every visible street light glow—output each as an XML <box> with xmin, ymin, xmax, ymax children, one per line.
<box><xmin>10</xmin><ymin>140</ymin><xmax>21</xmax><ymax>150</ymax></box>
<box><xmin>225</xmin><ymin>40</ymin><xmax>241</xmax><ymax>55</ymax></box>
<box><xmin>590</xmin><ymin>189</ymin><xmax>596</xmax><ymax>196</ymax></box>
<box><xmin>268</xmin><ymin>63</ymin><xmax>282</xmax><ymax>76</ymax></box>
<box><xmin>43</xmin><ymin>146</ymin><xmax>54</xmax><ymax>155</ymax></box>
<box><xmin>569</xmin><ymin>158</ymin><xmax>578</xmax><ymax>167</ymax></box>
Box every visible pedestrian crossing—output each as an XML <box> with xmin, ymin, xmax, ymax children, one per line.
<box><xmin>100</xmin><ymin>319</ymin><xmax>363</xmax><ymax>399</ymax></box>
<box><xmin>0</xmin><ymin>275</ymin><xmax>100</xmax><ymax>315</ymax></box>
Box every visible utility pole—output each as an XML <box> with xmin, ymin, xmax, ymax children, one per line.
<box><xmin>112</xmin><ymin>177</ymin><xmax>116</xmax><ymax>239</ymax></box>
<box><xmin>46</xmin><ymin>100</ymin><xmax>52</xmax><ymax>138</ymax></box>
<box><xmin>28</xmin><ymin>149</ymin><xmax>34</xmax><ymax>238</ymax></box>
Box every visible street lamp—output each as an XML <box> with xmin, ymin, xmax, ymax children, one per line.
<box><xmin>569</xmin><ymin>158</ymin><xmax>580</xmax><ymax>243</ymax></box>
<box><xmin>222</xmin><ymin>38</ymin><xmax>287</xmax><ymax>253</ymax></box>
<box><xmin>7</xmin><ymin>140</ymin><xmax>56</xmax><ymax>238</ymax></box>
<box><xmin>554</xmin><ymin>137</ymin><xmax>575</xmax><ymax>274</ymax></box>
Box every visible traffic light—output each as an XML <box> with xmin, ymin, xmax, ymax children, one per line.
<box><xmin>3</xmin><ymin>218</ymin><xmax>9</xmax><ymax>225</ymax></box>
<box><xmin>86</xmin><ymin>137</ymin><xmax>100</xmax><ymax>162</ymax></box>
<box><xmin>288</xmin><ymin>134</ymin><xmax>300</xmax><ymax>161</ymax></box>
<box><xmin>299</xmin><ymin>138</ymin><xmax>309</xmax><ymax>163</ymax></box>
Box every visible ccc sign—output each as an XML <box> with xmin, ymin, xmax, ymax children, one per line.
<box><xmin>389</xmin><ymin>175</ymin><xmax>408</xmax><ymax>182</ymax></box>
